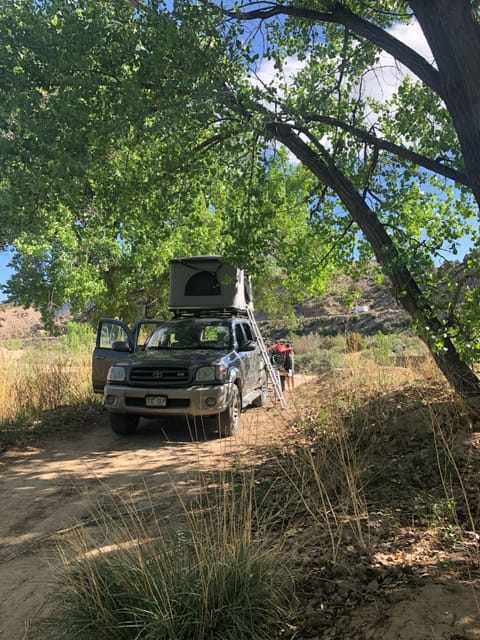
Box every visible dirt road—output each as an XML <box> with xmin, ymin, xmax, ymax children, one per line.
<box><xmin>3</xmin><ymin>375</ymin><xmax>480</xmax><ymax>640</ymax></box>
<box><xmin>0</xmin><ymin>384</ymin><xmax>305</xmax><ymax>640</ymax></box>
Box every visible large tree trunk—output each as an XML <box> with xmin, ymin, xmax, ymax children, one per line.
<box><xmin>408</xmin><ymin>0</ymin><xmax>480</xmax><ymax>208</ymax></box>
<box><xmin>269</xmin><ymin>121</ymin><xmax>480</xmax><ymax>397</ymax></box>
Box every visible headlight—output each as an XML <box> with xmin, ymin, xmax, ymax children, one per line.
<box><xmin>195</xmin><ymin>365</ymin><xmax>227</xmax><ymax>382</ymax></box>
<box><xmin>107</xmin><ymin>365</ymin><xmax>126</xmax><ymax>383</ymax></box>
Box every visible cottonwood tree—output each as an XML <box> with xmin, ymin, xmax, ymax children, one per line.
<box><xmin>0</xmin><ymin>1</ymin><xmax>320</xmax><ymax>325</ymax></box>
<box><xmin>2</xmin><ymin>0</ymin><xmax>480</xmax><ymax>395</ymax></box>
<box><xmin>211</xmin><ymin>0</ymin><xmax>480</xmax><ymax>396</ymax></box>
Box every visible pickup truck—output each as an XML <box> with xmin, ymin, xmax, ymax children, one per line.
<box><xmin>92</xmin><ymin>314</ymin><xmax>268</xmax><ymax>437</ymax></box>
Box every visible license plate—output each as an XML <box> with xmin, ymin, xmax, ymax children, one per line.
<box><xmin>146</xmin><ymin>395</ymin><xmax>167</xmax><ymax>407</ymax></box>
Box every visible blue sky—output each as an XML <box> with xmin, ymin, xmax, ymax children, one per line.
<box><xmin>0</xmin><ymin>249</ymin><xmax>14</xmax><ymax>302</ymax></box>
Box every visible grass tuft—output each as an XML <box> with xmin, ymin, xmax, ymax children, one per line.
<box><xmin>50</xmin><ymin>484</ymin><xmax>295</xmax><ymax>640</ymax></box>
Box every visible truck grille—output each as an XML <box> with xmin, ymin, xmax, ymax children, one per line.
<box><xmin>129</xmin><ymin>366</ymin><xmax>190</xmax><ymax>385</ymax></box>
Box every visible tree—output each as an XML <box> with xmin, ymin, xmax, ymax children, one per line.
<box><xmin>2</xmin><ymin>1</ymin><xmax>480</xmax><ymax>396</ymax></box>
<box><xmin>0</xmin><ymin>0</ymin><xmax>323</xmax><ymax>325</ymax></box>
<box><xmin>212</xmin><ymin>0</ymin><xmax>480</xmax><ymax>396</ymax></box>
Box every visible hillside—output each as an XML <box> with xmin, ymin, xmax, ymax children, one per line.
<box><xmin>294</xmin><ymin>273</ymin><xmax>410</xmax><ymax>336</ymax></box>
<box><xmin>0</xmin><ymin>274</ymin><xmax>411</xmax><ymax>341</ymax></box>
<box><xmin>259</xmin><ymin>272</ymin><xmax>411</xmax><ymax>340</ymax></box>
<box><xmin>0</xmin><ymin>305</ymin><xmax>43</xmax><ymax>339</ymax></box>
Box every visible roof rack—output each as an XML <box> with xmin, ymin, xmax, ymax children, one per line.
<box><xmin>171</xmin><ymin>308</ymin><xmax>249</xmax><ymax>319</ymax></box>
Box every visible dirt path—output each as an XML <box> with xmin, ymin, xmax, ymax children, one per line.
<box><xmin>2</xmin><ymin>375</ymin><xmax>480</xmax><ymax>640</ymax></box>
<box><xmin>0</xmin><ymin>381</ymin><xmax>307</xmax><ymax>639</ymax></box>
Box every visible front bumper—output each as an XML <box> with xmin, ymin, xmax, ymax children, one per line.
<box><xmin>103</xmin><ymin>382</ymin><xmax>232</xmax><ymax>417</ymax></box>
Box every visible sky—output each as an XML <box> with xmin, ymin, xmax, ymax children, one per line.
<box><xmin>0</xmin><ymin>250</ymin><xmax>14</xmax><ymax>302</ymax></box>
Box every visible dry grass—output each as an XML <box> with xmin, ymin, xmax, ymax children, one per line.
<box><xmin>43</xmin><ymin>354</ymin><xmax>480</xmax><ymax>638</ymax></box>
<box><xmin>0</xmin><ymin>336</ymin><xmax>97</xmax><ymax>448</ymax></box>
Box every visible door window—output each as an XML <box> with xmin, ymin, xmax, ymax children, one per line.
<box><xmin>234</xmin><ymin>324</ymin><xmax>245</xmax><ymax>348</ymax></box>
<box><xmin>99</xmin><ymin>323</ymin><xmax>130</xmax><ymax>349</ymax></box>
<box><xmin>241</xmin><ymin>323</ymin><xmax>254</xmax><ymax>342</ymax></box>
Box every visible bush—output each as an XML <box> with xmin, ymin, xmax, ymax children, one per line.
<box><xmin>346</xmin><ymin>332</ymin><xmax>365</xmax><ymax>353</ymax></box>
<box><xmin>51</xmin><ymin>495</ymin><xmax>295</xmax><ymax>640</ymax></box>
<box><xmin>366</xmin><ymin>331</ymin><xmax>394</xmax><ymax>366</ymax></box>
<box><xmin>296</xmin><ymin>348</ymin><xmax>345</xmax><ymax>373</ymax></box>
<box><xmin>62</xmin><ymin>323</ymin><xmax>95</xmax><ymax>354</ymax></box>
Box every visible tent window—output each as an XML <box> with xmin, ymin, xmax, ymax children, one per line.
<box><xmin>185</xmin><ymin>271</ymin><xmax>221</xmax><ymax>296</ymax></box>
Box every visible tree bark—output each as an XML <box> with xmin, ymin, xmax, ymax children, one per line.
<box><xmin>408</xmin><ymin>0</ymin><xmax>480</xmax><ymax>208</ymax></box>
<box><xmin>268</xmin><ymin>121</ymin><xmax>480</xmax><ymax>397</ymax></box>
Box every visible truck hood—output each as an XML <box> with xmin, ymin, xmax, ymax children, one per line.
<box><xmin>116</xmin><ymin>348</ymin><xmax>236</xmax><ymax>368</ymax></box>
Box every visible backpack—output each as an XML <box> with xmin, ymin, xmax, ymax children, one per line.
<box><xmin>271</xmin><ymin>345</ymin><xmax>287</xmax><ymax>371</ymax></box>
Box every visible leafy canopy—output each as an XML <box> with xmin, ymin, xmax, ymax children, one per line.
<box><xmin>2</xmin><ymin>0</ymin><xmax>480</xmax><ymax>375</ymax></box>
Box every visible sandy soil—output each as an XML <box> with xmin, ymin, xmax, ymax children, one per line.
<box><xmin>1</xmin><ymin>377</ymin><xmax>479</xmax><ymax>639</ymax></box>
<box><xmin>0</xmin><ymin>383</ymin><xmax>304</xmax><ymax>639</ymax></box>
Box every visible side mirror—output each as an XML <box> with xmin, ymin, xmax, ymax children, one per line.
<box><xmin>112</xmin><ymin>340</ymin><xmax>131</xmax><ymax>352</ymax></box>
<box><xmin>239</xmin><ymin>339</ymin><xmax>256</xmax><ymax>352</ymax></box>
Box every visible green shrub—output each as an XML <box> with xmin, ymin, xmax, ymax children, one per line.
<box><xmin>365</xmin><ymin>332</ymin><xmax>427</xmax><ymax>367</ymax></box>
<box><xmin>62</xmin><ymin>323</ymin><xmax>95</xmax><ymax>354</ymax></box>
<box><xmin>296</xmin><ymin>348</ymin><xmax>345</xmax><ymax>373</ymax></box>
<box><xmin>1</xmin><ymin>338</ymin><xmax>23</xmax><ymax>350</ymax></box>
<box><xmin>367</xmin><ymin>332</ymin><xmax>394</xmax><ymax>366</ymax></box>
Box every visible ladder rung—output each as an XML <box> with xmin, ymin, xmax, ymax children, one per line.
<box><xmin>247</xmin><ymin>306</ymin><xmax>286</xmax><ymax>408</ymax></box>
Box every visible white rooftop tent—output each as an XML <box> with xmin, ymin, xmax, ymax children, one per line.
<box><xmin>168</xmin><ymin>256</ymin><xmax>253</xmax><ymax>313</ymax></box>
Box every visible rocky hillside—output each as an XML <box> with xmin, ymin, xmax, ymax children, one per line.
<box><xmin>0</xmin><ymin>305</ymin><xmax>44</xmax><ymax>339</ymax></box>
<box><xmin>264</xmin><ymin>273</ymin><xmax>411</xmax><ymax>339</ymax></box>
<box><xmin>0</xmin><ymin>273</ymin><xmax>411</xmax><ymax>341</ymax></box>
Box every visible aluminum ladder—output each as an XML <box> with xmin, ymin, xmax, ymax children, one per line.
<box><xmin>246</xmin><ymin>305</ymin><xmax>287</xmax><ymax>408</ymax></box>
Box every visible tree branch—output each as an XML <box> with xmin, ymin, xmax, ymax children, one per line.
<box><xmin>265</xmin><ymin>120</ymin><xmax>480</xmax><ymax>395</ymax></box>
<box><xmin>304</xmin><ymin>114</ymin><xmax>470</xmax><ymax>187</ymax></box>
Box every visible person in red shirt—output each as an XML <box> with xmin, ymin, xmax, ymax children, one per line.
<box><xmin>270</xmin><ymin>341</ymin><xmax>295</xmax><ymax>391</ymax></box>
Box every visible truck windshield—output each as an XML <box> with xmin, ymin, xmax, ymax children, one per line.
<box><xmin>144</xmin><ymin>320</ymin><xmax>232</xmax><ymax>350</ymax></box>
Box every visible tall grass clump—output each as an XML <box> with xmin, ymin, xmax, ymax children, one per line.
<box><xmin>50</xmin><ymin>480</ymin><xmax>295</xmax><ymax>640</ymax></box>
<box><xmin>0</xmin><ymin>332</ymin><xmax>96</xmax><ymax>447</ymax></box>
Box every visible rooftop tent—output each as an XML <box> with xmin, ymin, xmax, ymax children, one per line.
<box><xmin>169</xmin><ymin>256</ymin><xmax>253</xmax><ymax>312</ymax></box>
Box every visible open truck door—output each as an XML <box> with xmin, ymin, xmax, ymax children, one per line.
<box><xmin>92</xmin><ymin>318</ymin><xmax>162</xmax><ymax>393</ymax></box>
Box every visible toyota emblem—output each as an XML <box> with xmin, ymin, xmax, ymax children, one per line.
<box><xmin>152</xmin><ymin>370</ymin><xmax>163</xmax><ymax>378</ymax></box>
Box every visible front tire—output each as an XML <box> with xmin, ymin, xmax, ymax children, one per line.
<box><xmin>218</xmin><ymin>385</ymin><xmax>241</xmax><ymax>437</ymax></box>
<box><xmin>110</xmin><ymin>413</ymin><xmax>139</xmax><ymax>435</ymax></box>
<box><xmin>252</xmin><ymin>370</ymin><xmax>268</xmax><ymax>407</ymax></box>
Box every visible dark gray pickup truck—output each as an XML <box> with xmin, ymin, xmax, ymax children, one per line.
<box><xmin>92</xmin><ymin>314</ymin><xmax>267</xmax><ymax>437</ymax></box>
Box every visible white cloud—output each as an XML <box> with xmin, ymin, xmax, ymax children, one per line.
<box><xmin>390</xmin><ymin>21</ymin><xmax>433</xmax><ymax>62</ymax></box>
<box><xmin>251</xmin><ymin>55</ymin><xmax>308</xmax><ymax>92</ymax></box>
<box><xmin>361</xmin><ymin>20</ymin><xmax>434</xmax><ymax>102</ymax></box>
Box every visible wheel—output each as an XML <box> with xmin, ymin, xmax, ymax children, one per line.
<box><xmin>110</xmin><ymin>413</ymin><xmax>139</xmax><ymax>435</ymax></box>
<box><xmin>252</xmin><ymin>370</ymin><xmax>268</xmax><ymax>407</ymax></box>
<box><xmin>218</xmin><ymin>385</ymin><xmax>241</xmax><ymax>437</ymax></box>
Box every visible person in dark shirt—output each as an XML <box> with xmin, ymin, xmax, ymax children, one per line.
<box><xmin>284</xmin><ymin>342</ymin><xmax>295</xmax><ymax>390</ymax></box>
